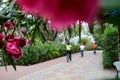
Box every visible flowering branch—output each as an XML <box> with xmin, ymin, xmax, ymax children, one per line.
<box><xmin>0</xmin><ymin>20</ymin><xmax>31</xmax><ymax>70</ymax></box>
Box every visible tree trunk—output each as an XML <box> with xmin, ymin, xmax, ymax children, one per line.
<box><xmin>79</xmin><ymin>23</ymin><xmax>81</xmax><ymax>43</ymax></box>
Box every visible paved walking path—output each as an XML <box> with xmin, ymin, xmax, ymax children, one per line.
<box><xmin>0</xmin><ymin>51</ymin><xmax>116</xmax><ymax>80</ymax></box>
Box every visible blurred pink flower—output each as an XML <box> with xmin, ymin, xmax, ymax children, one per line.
<box><xmin>21</xmin><ymin>27</ymin><xmax>27</xmax><ymax>34</ymax></box>
<box><xmin>6</xmin><ymin>42</ymin><xmax>23</xmax><ymax>60</ymax></box>
<box><xmin>7</xmin><ymin>36</ymin><xmax>26</xmax><ymax>47</ymax></box>
<box><xmin>7</xmin><ymin>38</ymin><xmax>15</xmax><ymax>43</ymax></box>
<box><xmin>13</xmin><ymin>36</ymin><xmax>26</xmax><ymax>47</ymax></box>
<box><xmin>3</xmin><ymin>20</ymin><xmax>14</xmax><ymax>30</ymax></box>
<box><xmin>0</xmin><ymin>33</ymin><xmax>4</xmax><ymax>42</ymax></box>
<box><xmin>16</xmin><ymin>0</ymin><xmax>99</xmax><ymax>31</ymax></box>
<box><xmin>26</xmin><ymin>38</ymin><xmax>31</xmax><ymax>45</ymax></box>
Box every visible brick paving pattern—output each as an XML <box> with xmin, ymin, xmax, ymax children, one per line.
<box><xmin>0</xmin><ymin>51</ymin><xmax>116</xmax><ymax>80</ymax></box>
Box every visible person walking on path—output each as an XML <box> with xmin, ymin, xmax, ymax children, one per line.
<box><xmin>80</xmin><ymin>43</ymin><xmax>85</xmax><ymax>57</ymax></box>
<box><xmin>66</xmin><ymin>42</ymin><xmax>72</xmax><ymax>62</ymax></box>
<box><xmin>93</xmin><ymin>43</ymin><xmax>97</xmax><ymax>55</ymax></box>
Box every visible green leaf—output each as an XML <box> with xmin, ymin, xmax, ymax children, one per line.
<box><xmin>10</xmin><ymin>57</ymin><xmax>16</xmax><ymax>71</ymax></box>
<box><xmin>2</xmin><ymin>53</ymin><xmax>8</xmax><ymax>71</ymax></box>
<box><xmin>0</xmin><ymin>14</ymin><xmax>15</xmax><ymax>19</ymax></box>
<box><xmin>37</xmin><ymin>28</ymin><xmax>46</xmax><ymax>43</ymax></box>
<box><xmin>42</xmin><ymin>21</ymin><xmax>49</xmax><ymax>35</ymax></box>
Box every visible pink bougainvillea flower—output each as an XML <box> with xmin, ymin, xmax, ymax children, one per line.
<box><xmin>7</xmin><ymin>36</ymin><xmax>26</xmax><ymax>47</ymax></box>
<box><xmin>6</xmin><ymin>42</ymin><xmax>23</xmax><ymax>60</ymax></box>
<box><xmin>16</xmin><ymin>0</ymin><xmax>99</xmax><ymax>31</ymax></box>
<box><xmin>0</xmin><ymin>33</ymin><xmax>4</xmax><ymax>42</ymax></box>
<box><xmin>21</xmin><ymin>27</ymin><xmax>27</xmax><ymax>34</ymax></box>
<box><xmin>26</xmin><ymin>38</ymin><xmax>31</xmax><ymax>45</ymax></box>
<box><xmin>13</xmin><ymin>36</ymin><xmax>26</xmax><ymax>47</ymax></box>
<box><xmin>3</xmin><ymin>20</ymin><xmax>14</xmax><ymax>30</ymax></box>
<box><xmin>7</xmin><ymin>38</ymin><xmax>15</xmax><ymax>43</ymax></box>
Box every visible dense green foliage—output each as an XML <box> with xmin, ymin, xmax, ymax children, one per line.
<box><xmin>102</xmin><ymin>26</ymin><xmax>118</xmax><ymax>67</ymax></box>
<box><xmin>93</xmin><ymin>22</ymin><xmax>104</xmax><ymax>47</ymax></box>
<box><xmin>16</xmin><ymin>41</ymin><xmax>65</xmax><ymax>65</ymax></box>
<box><xmin>0</xmin><ymin>41</ymin><xmax>78</xmax><ymax>66</ymax></box>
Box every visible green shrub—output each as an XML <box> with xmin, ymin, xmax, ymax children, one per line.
<box><xmin>3</xmin><ymin>40</ymin><xmax>81</xmax><ymax>66</ymax></box>
<box><xmin>71</xmin><ymin>44</ymin><xmax>79</xmax><ymax>53</ymax></box>
<box><xmin>79</xmin><ymin>37</ymin><xmax>90</xmax><ymax>44</ymax></box>
<box><xmin>102</xmin><ymin>26</ymin><xmax>118</xmax><ymax>68</ymax></box>
<box><xmin>17</xmin><ymin>45</ymin><xmax>40</xmax><ymax>65</ymax></box>
<box><xmin>103</xmin><ymin>51</ymin><xmax>114</xmax><ymax>67</ymax></box>
<box><xmin>85</xmin><ymin>42</ymin><xmax>93</xmax><ymax>51</ymax></box>
<box><xmin>97</xmin><ymin>46</ymin><xmax>103</xmax><ymax>50</ymax></box>
<box><xmin>38</xmin><ymin>41</ymin><xmax>66</xmax><ymax>61</ymax></box>
<box><xmin>16</xmin><ymin>41</ymin><xmax>67</xmax><ymax>65</ymax></box>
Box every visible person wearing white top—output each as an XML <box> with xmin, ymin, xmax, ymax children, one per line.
<box><xmin>80</xmin><ymin>43</ymin><xmax>85</xmax><ymax>57</ymax></box>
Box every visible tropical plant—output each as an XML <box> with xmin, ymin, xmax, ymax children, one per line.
<box><xmin>102</xmin><ymin>26</ymin><xmax>118</xmax><ymax>67</ymax></box>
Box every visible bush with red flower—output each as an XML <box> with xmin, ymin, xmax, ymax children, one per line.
<box><xmin>0</xmin><ymin>20</ymin><xmax>31</xmax><ymax>70</ymax></box>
